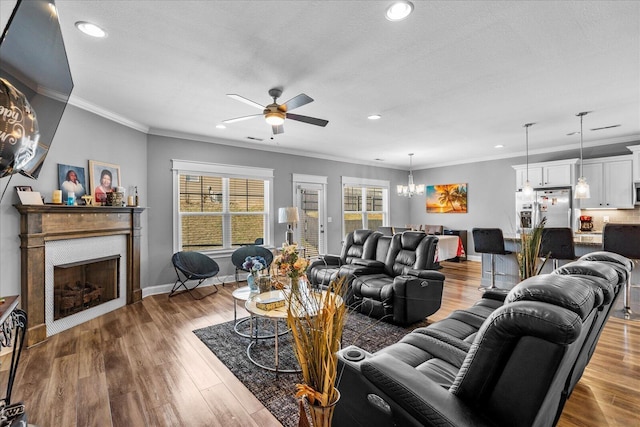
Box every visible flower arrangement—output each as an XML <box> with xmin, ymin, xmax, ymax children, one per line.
<box><xmin>286</xmin><ymin>276</ymin><xmax>347</xmax><ymax>426</ymax></box>
<box><xmin>242</xmin><ymin>255</ymin><xmax>267</xmax><ymax>275</ymax></box>
<box><xmin>273</xmin><ymin>244</ymin><xmax>308</xmax><ymax>281</ymax></box>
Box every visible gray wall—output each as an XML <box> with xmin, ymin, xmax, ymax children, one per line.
<box><xmin>1</xmin><ymin>104</ymin><xmax>638</xmax><ymax>296</ymax></box>
<box><xmin>410</xmin><ymin>140</ymin><xmax>640</xmax><ymax>257</ymax></box>
<box><xmin>0</xmin><ymin>105</ymin><xmax>148</xmax><ymax>297</ymax></box>
<box><xmin>146</xmin><ymin>134</ymin><xmax>409</xmax><ymax>287</ymax></box>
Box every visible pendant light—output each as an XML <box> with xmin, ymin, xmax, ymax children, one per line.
<box><xmin>397</xmin><ymin>153</ymin><xmax>425</xmax><ymax>198</ymax></box>
<box><xmin>522</xmin><ymin>122</ymin><xmax>535</xmax><ymax>200</ymax></box>
<box><xmin>575</xmin><ymin>111</ymin><xmax>591</xmax><ymax>199</ymax></box>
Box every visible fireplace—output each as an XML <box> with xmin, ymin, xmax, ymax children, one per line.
<box><xmin>54</xmin><ymin>255</ymin><xmax>120</xmax><ymax>320</ymax></box>
<box><xmin>45</xmin><ymin>235</ymin><xmax>127</xmax><ymax>336</ymax></box>
<box><xmin>15</xmin><ymin>205</ymin><xmax>144</xmax><ymax>347</ymax></box>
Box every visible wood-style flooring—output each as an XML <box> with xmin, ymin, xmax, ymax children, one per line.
<box><xmin>2</xmin><ymin>261</ymin><xmax>639</xmax><ymax>426</ymax></box>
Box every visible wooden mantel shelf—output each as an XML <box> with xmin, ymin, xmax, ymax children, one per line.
<box><xmin>14</xmin><ymin>204</ymin><xmax>145</xmax><ymax>347</ymax></box>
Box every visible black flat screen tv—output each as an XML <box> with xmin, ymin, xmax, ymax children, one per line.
<box><xmin>0</xmin><ymin>0</ymin><xmax>73</xmax><ymax>179</ymax></box>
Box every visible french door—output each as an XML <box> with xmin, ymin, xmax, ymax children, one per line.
<box><xmin>292</xmin><ymin>174</ymin><xmax>327</xmax><ymax>258</ymax></box>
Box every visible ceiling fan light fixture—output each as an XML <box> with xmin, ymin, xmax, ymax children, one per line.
<box><xmin>386</xmin><ymin>1</ymin><xmax>414</xmax><ymax>21</ymax></box>
<box><xmin>265</xmin><ymin>111</ymin><xmax>285</xmax><ymax>126</ymax></box>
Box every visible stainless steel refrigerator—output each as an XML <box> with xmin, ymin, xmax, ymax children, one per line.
<box><xmin>516</xmin><ymin>188</ymin><xmax>573</xmax><ymax>233</ymax></box>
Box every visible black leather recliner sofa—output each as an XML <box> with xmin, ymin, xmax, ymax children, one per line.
<box><xmin>334</xmin><ymin>251</ymin><xmax>631</xmax><ymax>427</ymax></box>
<box><xmin>306</xmin><ymin>229</ymin><xmax>381</xmax><ymax>288</ymax></box>
<box><xmin>307</xmin><ymin>230</ymin><xmax>444</xmax><ymax>326</ymax></box>
<box><xmin>346</xmin><ymin>231</ymin><xmax>444</xmax><ymax>325</ymax></box>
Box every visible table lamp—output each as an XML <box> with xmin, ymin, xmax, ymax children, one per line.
<box><xmin>278</xmin><ymin>207</ymin><xmax>299</xmax><ymax>245</ymax></box>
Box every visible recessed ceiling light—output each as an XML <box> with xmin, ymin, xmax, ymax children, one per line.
<box><xmin>75</xmin><ymin>21</ymin><xmax>107</xmax><ymax>38</ymax></box>
<box><xmin>386</xmin><ymin>1</ymin><xmax>414</xmax><ymax>21</ymax></box>
<box><xmin>494</xmin><ymin>144</ymin><xmax>504</xmax><ymax>148</ymax></box>
<box><xmin>374</xmin><ymin>158</ymin><xmax>385</xmax><ymax>161</ymax></box>
<box><xmin>216</xmin><ymin>124</ymin><xmax>226</xmax><ymax>129</ymax></box>
<box><xmin>368</xmin><ymin>114</ymin><xmax>382</xmax><ymax>120</ymax></box>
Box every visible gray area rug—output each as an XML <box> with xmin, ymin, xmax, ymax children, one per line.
<box><xmin>193</xmin><ymin>312</ymin><xmax>428</xmax><ymax>427</ymax></box>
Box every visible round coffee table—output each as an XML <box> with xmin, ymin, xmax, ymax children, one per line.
<box><xmin>245</xmin><ymin>290</ymin><xmax>300</xmax><ymax>375</ymax></box>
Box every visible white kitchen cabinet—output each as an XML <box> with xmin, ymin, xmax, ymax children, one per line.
<box><xmin>628</xmin><ymin>144</ymin><xmax>640</xmax><ymax>182</ymax></box>
<box><xmin>579</xmin><ymin>156</ymin><xmax>634</xmax><ymax>209</ymax></box>
<box><xmin>513</xmin><ymin>159</ymin><xmax>577</xmax><ymax>190</ymax></box>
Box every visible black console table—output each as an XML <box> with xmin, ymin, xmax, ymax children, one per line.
<box><xmin>443</xmin><ymin>229</ymin><xmax>468</xmax><ymax>261</ymax></box>
<box><xmin>0</xmin><ymin>296</ymin><xmax>27</xmax><ymax>425</ymax></box>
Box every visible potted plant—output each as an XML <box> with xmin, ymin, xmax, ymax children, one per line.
<box><xmin>517</xmin><ymin>217</ymin><xmax>548</xmax><ymax>280</ymax></box>
<box><xmin>286</xmin><ymin>276</ymin><xmax>347</xmax><ymax>427</ymax></box>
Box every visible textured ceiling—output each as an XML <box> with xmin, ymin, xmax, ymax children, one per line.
<box><xmin>3</xmin><ymin>1</ymin><xmax>639</xmax><ymax>169</ymax></box>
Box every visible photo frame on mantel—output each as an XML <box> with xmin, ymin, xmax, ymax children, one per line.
<box><xmin>89</xmin><ymin>160</ymin><xmax>121</xmax><ymax>205</ymax></box>
<box><xmin>58</xmin><ymin>163</ymin><xmax>87</xmax><ymax>202</ymax></box>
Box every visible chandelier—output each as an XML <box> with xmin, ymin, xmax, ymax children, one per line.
<box><xmin>397</xmin><ymin>153</ymin><xmax>425</xmax><ymax>198</ymax></box>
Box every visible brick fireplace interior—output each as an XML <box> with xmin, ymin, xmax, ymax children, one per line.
<box><xmin>53</xmin><ymin>255</ymin><xmax>120</xmax><ymax>321</ymax></box>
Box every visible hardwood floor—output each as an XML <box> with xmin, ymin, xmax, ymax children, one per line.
<box><xmin>3</xmin><ymin>261</ymin><xmax>639</xmax><ymax>426</ymax></box>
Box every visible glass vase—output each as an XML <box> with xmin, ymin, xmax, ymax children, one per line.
<box><xmin>302</xmin><ymin>389</ymin><xmax>340</xmax><ymax>427</ymax></box>
<box><xmin>247</xmin><ymin>273</ymin><xmax>258</xmax><ymax>292</ymax></box>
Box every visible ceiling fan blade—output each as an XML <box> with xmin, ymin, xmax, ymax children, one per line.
<box><xmin>280</xmin><ymin>93</ymin><xmax>313</xmax><ymax>112</ymax></box>
<box><xmin>272</xmin><ymin>124</ymin><xmax>284</xmax><ymax>135</ymax></box>
<box><xmin>227</xmin><ymin>94</ymin><xmax>265</xmax><ymax>110</ymax></box>
<box><xmin>223</xmin><ymin>114</ymin><xmax>263</xmax><ymax>124</ymax></box>
<box><xmin>287</xmin><ymin>113</ymin><xmax>328</xmax><ymax>127</ymax></box>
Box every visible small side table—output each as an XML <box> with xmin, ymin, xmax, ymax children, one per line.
<box><xmin>232</xmin><ymin>286</ymin><xmax>287</xmax><ymax>339</ymax></box>
<box><xmin>232</xmin><ymin>286</ymin><xmax>256</xmax><ymax>338</ymax></box>
<box><xmin>0</xmin><ymin>296</ymin><xmax>27</xmax><ymax>423</ymax></box>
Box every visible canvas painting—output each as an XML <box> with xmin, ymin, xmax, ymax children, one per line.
<box><xmin>58</xmin><ymin>163</ymin><xmax>87</xmax><ymax>202</ymax></box>
<box><xmin>426</xmin><ymin>183</ymin><xmax>467</xmax><ymax>213</ymax></box>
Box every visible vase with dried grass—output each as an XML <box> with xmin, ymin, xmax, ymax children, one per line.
<box><xmin>286</xmin><ymin>276</ymin><xmax>347</xmax><ymax>427</ymax></box>
<box><xmin>517</xmin><ymin>217</ymin><xmax>548</xmax><ymax>280</ymax></box>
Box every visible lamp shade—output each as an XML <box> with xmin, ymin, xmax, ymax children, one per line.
<box><xmin>278</xmin><ymin>207</ymin><xmax>299</xmax><ymax>224</ymax></box>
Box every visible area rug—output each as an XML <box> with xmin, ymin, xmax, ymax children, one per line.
<box><xmin>193</xmin><ymin>313</ymin><xmax>428</xmax><ymax>427</ymax></box>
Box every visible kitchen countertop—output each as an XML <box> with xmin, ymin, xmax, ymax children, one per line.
<box><xmin>505</xmin><ymin>233</ymin><xmax>602</xmax><ymax>246</ymax></box>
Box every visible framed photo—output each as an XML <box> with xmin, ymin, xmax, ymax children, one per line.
<box><xmin>15</xmin><ymin>185</ymin><xmax>33</xmax><ymax>191</ymax></box>
<box><xmin>426</xmin><ymin>183</ymin><xmax>468</xmax><ymax>213</ymax></box>
<box><xmin>58</xmin><ymin>163</ymin><xmax>87</xmax><ymax>203</ymax></box>
<box><xmin>89</xmin><ymin>160</ymin><xmax>121</xmax><ymax>205</ymax></box>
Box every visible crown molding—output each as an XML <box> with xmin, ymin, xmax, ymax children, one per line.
<box><xmin>67</xmin><ymin>94</ymin><xmax>150</xmax><ymax>133</ymax></box>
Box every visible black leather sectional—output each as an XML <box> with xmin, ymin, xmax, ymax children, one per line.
<box><xmin>307</xmin><ymin>229</ymin><xmax>444</xmax><ymax>325</ymax></box>
<box><xmin>333</xmin><ymin>251</ymin><xmax>632</xmax><ymax>427</ymax></box>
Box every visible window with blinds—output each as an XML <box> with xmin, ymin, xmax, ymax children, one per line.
<box><xmin>173</xmin><ymin>161</ymin><xmax>272</xmax><ymax>252</ymax></box>
<box><xmin>342</xmin><ymin>178</ymin><xmax>389</xmax><ymax>235</ymax></box>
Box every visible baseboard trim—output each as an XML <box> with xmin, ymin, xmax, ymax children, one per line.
<box><xmin>141</xmin><ymin>273</ymin><xmax>241</xmax><ymax>298</ymax></box>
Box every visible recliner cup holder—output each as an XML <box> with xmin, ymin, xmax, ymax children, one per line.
<box><xmin>343</xmin><ymin>348</ymin><xmax>366</xmax><ymax>362</ymax></box>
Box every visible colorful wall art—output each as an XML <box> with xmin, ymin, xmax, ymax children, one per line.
<box><xmin>426</xmin><ymin>183</ymin><xmax>467</xmax><ymax>213</ymax></box>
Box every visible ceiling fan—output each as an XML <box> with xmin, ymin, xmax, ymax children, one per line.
<box><xmin>223</xmin><ymin>88</ymin><xmax>329</xmax><ymax>135</ymax></box>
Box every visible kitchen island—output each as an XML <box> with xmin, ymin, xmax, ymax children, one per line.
<box><xmin>478</xmin><ymin>232</ymin><xmax>617</xmax><ymax>289</ymax></box>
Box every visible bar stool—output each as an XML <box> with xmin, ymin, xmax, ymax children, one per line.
<box><xmin>540</xmin><ymin>227</ymin><xmax>576</xmax><ymax>270</ymax></box>
<box><xmin>472</xmin><ymin>228</ymin><xmax>511</xmax><ymax>290</ymax></box>
<box><xmin>603</xmin><ymin>223</ymin><xmax>640</xmax><ymax>320</ymax></box>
